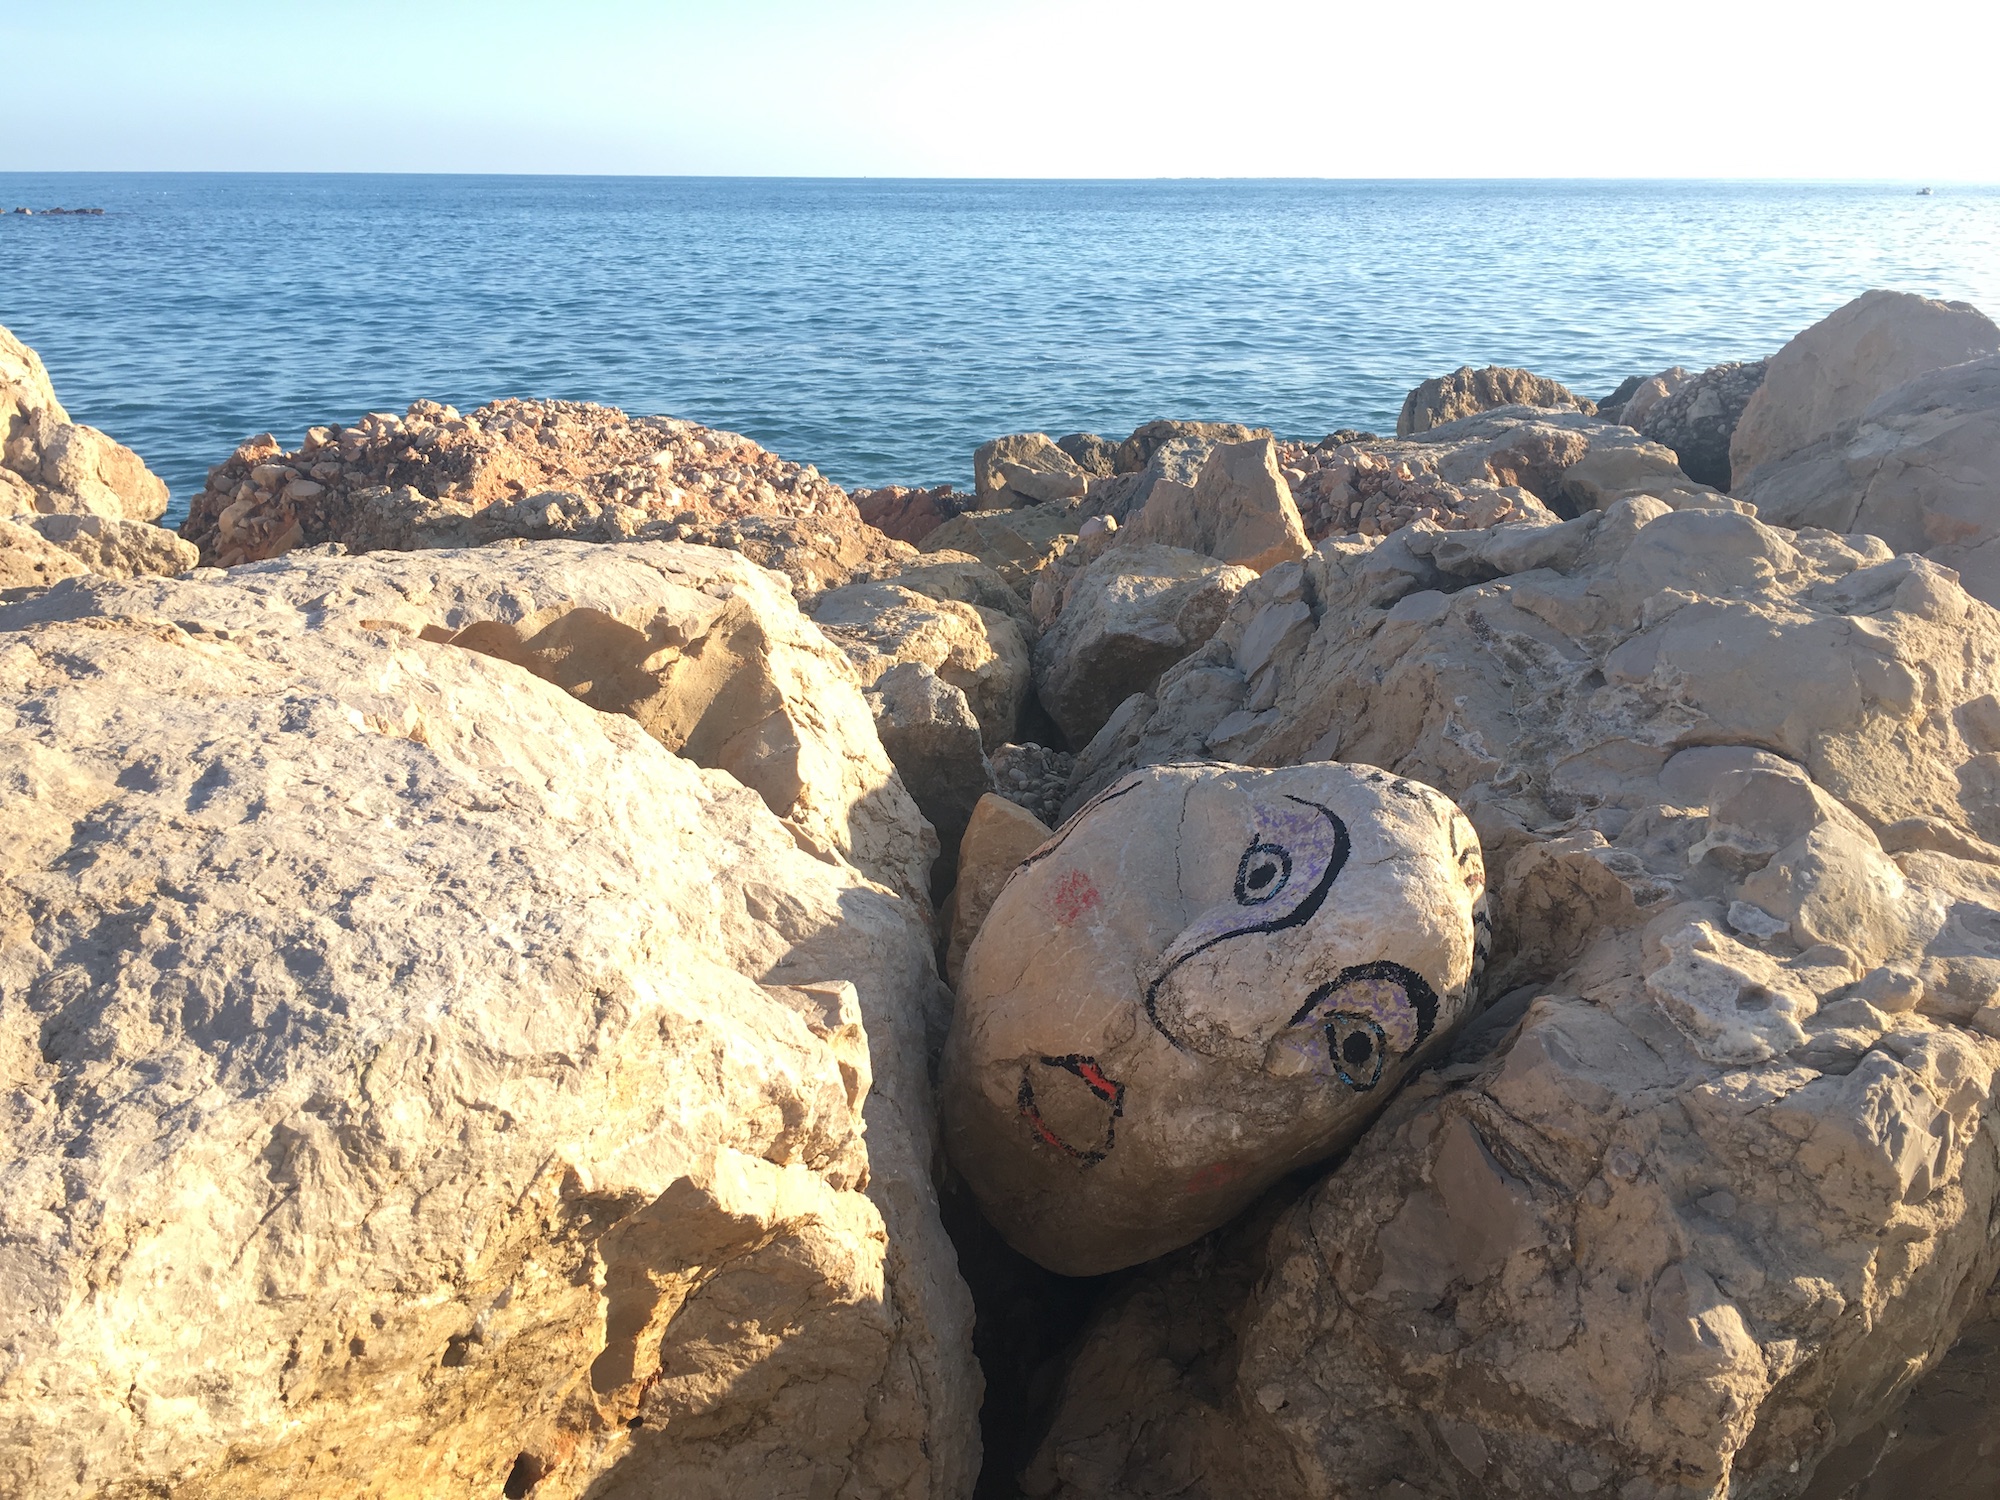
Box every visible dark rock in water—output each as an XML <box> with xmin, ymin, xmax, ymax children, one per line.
<box><xmin>1635</xmin><ymin>357</ymin><xmax>1766</xmax><ymax>489</ymax></box>
<box><xmin>1596</xmin><ymin>372</ymin><xmax>1647</xmax><ymax>422</ymax></box>
<box><xmin>1055</xmin><ymin>432</ymin><xmax>1119</xmax><ymax>477</ymax></box>
<box><xmin>1116</xmin><ymin>418</ymin><xmax>1272</xmax><ymax>474</ymax></box>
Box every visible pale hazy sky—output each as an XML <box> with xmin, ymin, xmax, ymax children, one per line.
<box><xmin>7</xmin><ymin>0</ymin><xmax>1997</xmax><ymax>179</ymax></box>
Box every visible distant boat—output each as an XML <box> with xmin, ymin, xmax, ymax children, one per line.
<box><xmin>1919</xmin><ymin>187</ymin><xmax>1935</xmax><ymax>195</ymax></box>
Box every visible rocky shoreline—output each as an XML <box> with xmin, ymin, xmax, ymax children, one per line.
<box><xmin>4</xmin><ymin>288</ymin><xmax>2000</xmax><ymax>1499</ymax></box>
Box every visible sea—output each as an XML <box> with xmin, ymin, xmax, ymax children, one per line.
<box><xmin>3</xmin><ymin>174</ymin><xmax>1997</xmax><ymax>524</ymax></box>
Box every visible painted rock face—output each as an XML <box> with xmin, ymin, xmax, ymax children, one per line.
<box><xmin>942</xmin><ymin>762</ymin><xmax>1487</xmax><ymax>1275</ymax></box>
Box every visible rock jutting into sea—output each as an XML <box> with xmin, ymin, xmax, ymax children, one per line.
<box><xmin>4</xmin><ymin>284</ymin><xmax>2000</xmax><ymax>1499</ymax></box>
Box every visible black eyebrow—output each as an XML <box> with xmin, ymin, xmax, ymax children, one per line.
<box><xmin>1142</xmin><ymin>796</ymin><xmax>1351</xmax><ymax>1050</ymax></box>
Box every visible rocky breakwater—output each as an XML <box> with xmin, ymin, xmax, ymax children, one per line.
<box><xmin>0</xmin><ymin>541</ymin><xmax>979</xmax><ymax>1498</ymax></box>
<box><xmin>0</xmin><ymin>322</ymin><xmax>196</xmax><ymax>588</ymax></box>
<box><xmin>1014</xmin><ymin>499</ymin><xmax>2000</xmax><ymax>1499</ymax></box>
<box><xmin>178</xmin><ymin>397</ymin><xmax>910</xmax><ymax>593</ymax></box>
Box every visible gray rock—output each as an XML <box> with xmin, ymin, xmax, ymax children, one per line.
<box><xmin>1637</xmin><ymin>358</ymin><xmax>1767</xmax><ymax>489</ymax></box>
<box><xmin>1736</xmin><ymin>355</ymin><xmax>2000</xmax><ymax>612</ymax></box>
<box><xmin>867</xmin><ymin>661</ymin><xmax>996</xmax><ymax>892</ymax></box>
<box><xmin>1030</xmin><ymin>543</ymin><xmax>1256</xmax><ymax>747</ymax></box>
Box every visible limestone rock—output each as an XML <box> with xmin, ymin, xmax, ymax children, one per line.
<box><xmin>1731</xmin><ymin>289</ymin><xmax>2000</xmax><ymax>480</ymax></box>
<box><xmin>0</xmin><ymin>321</ymin><xmax>68</xmax><ymax>425</ymax></box>
<box><xmin>1735</xmin><ymin>355</ymin><xmax>2000</xmax><ymax>608</ymax></box>
<box><xmin>11</xmin><ymin>510</ymin><xmax>198</xmax><ymax>579</ymax></box>
<box><xmin>3</xmin><ymin>540</ymin><xmax>938</xmax><ymax>912</ymax></box>
<box><xmin>1617</xmin><ymin>365</ymin><xmax>1695</xmax><ymax>431</ymax></box>
<box><xmin>1017</xmin><ymin>498</ymin><xmax>2000</xmax><ymax>1499</ymax></box>
<box><xmin>1637</xmin><ymin>358</ymin><xmax>1767</xmax><ymax>490</ymax></box>
<box><xmin>943</xmin><ymin>761</ymin><xmax>1487</xmax><ymax>1275</ymax></box>
<box><xmin>0</xmin><ymin>573</ymin><xmax>979</xmax><ymax>1499</ymax></box>
<box><xmin>0</xmin><ymin>322</ymin><xmax>169</xmax><ymax>523</ymax></box>
<box><xmin>0</xmin><ymin>515</ymin><xmax>87</xmax><ymax>592</ymax></box>
<box><xmin>939</xmin><ymin>793</ymin><xmax>1053</xmax><ymax>987</ymax></box>
<box><xmin>812</xmin><ymin>579</ymin><xmax>1031</xmax><ymax>750</ymax></box>
<box><xmin>1123</xmin><ymin>437</ymin><xmax>1311</xmax><ymax>573</ymax></box>
<box><xmin>860</xmin><ymin>550</ymin><xmax>1034</xmax><ymax>633</ymax></box>
<box><xmin>920</xmin><ymin>500</ymin><xmax>1084</xmax><ymax>600</ymax></box>
<box><xmin>867</xmin><ymin>661</ymin><xmax>995</xmax><ymax>891</ymax></box>
<box><xmin>1284</xmin><ymin>410</ymin><xmax>1704</xmax><ymax>542</ymax></box>
<box><xmin>972</xmin><ymin>434</ymin><xmax>1089</xmax><ymax>508</ymax></box>
<box><xmin>1396</xmin><ymin>365</ymin><xmax>1595</xmax><ymax>437</ymax></box>
<box><xmin>1116</xmin><ymin>419</ymin><xmax>1273</xmax><ymax>474</ymax></box>
<box><xmin>1030</xmin><ymin>543</ymin><xmax>1256</xmax><ymax>747</ymax></box>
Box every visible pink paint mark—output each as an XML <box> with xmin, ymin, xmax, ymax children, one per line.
<box><xmin>1052</xmin><ymin>869</ymin><xmax>1101</xmax><ymax>926</ymax></box>
<box><xmin>1183</xmin><ymin>1161</ymin><xmax>1246</xmax><ymax>1195</ymax></box>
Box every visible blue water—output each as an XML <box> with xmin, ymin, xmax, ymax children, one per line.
<box><xmin>4</xmin><ymin>174</ymin><xmax>1998</xmax><ymax>523</ymax></box>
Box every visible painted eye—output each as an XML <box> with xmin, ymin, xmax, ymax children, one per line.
<box><xmin>1234</xmin><ymin>841</ymin><xmax>1293</xmax><ymax>905</ymax></box>
<box><xmin>1262</xmin><ymin>961</ymin><xmax>1445</xmax><ymax>1088</ymax></box>
<box><xmin>1326</xmin><ymin>1013</ymin><xmax>1386</xmax><ymax>1091</ymax></box>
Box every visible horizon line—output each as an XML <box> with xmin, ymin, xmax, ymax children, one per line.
<box><xmin>2</xmin><ymin>170</ymin><xmax>1995</xmax><ymax>187</ymax></box>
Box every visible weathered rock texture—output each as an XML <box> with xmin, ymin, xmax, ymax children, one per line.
<box><xmin>1618</xmin><ymin>366</ymin><xmax>1695</xmax><ymax>432</ymax></box>
<box><xmin>1281</xmin><ymin>410</ymin><xmax>1703</xmax><ymax>542</ymax></box>
<box><xmin>0</xmin><ymin>548</ymin><xmax>979</xmax><ymax>1499</ymax></box>
<box><xmin>1116</xmin><ymin>420</ymin><xmax>1272</xmax><ymax>475</ymax></box>
<box><xmin>866</xmin><ymin>661</ymin><xmax>995</xmax><ymax>893</ymax></box>
<box><xmin>972</xmin><ymin>435</ymin><xmax>1090</xmax><ymax>509</ymax></box>
<box><xmin>4</xmin><ymin>542</ymin><xmax>938</xmax><ymax>912</ymax></box>
<box><xmin>812</xmin><ymin>580</ymin><xmax>1031</xmax><ymax>751</ymax></box>
<box><xmin>1124</xmin><ymin>437</ymin><xmax>1311</xmax><ymax>573</ymax></box>
<box><xmin>1030</xmin><ymin>543</ymin><xmax>1256</xmax><ymax>747</ymax></box>
<box><xmin>921</xmin><ymin>501</ymin><xmax>1086</xmax><ymax>601</ymax></box>
<box><xmin>178</xmin><ymin>399</ymin><xmax>903</xmax><ymax>591</ymax></box>
<box><xmin>1</xmin><ymin>325</ymin><xmax>169</xmax><ymax>525</ymax></box>
<box><xmin>1636</xmin><ymin>359</ymin><xmax>1768</xmax><ymax>491</ymax></box>
<box><xmin>1396</xmin><ymin>365</ymin><xmax>1595</xmax><ymax>437</ymax></box>
<box><xmin>945</xmin><ymin>762</ymin><xmax>1485</xmax><ymax>1276</ymax></box>
<box><xmin>1737</xmin><ymin>355</ymin><xmax>2000</xmax><ymax>611</ymax></box>
<box><xmin>1020</xmin><ymin>499</ymin><xmax>2000</xmax><ymax>1498</ymax></box>
<box><xmin>8</xmin><ymin>510</ymin><xmax>198</xmax><ymax>580</ymax></box>
<box><xmin>1731</xmin><ymin>290</ymin><xmax>2000</xmax><ymax>481</ymax></box>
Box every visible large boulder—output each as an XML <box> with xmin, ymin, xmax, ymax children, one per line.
<box><xmin>1030</xmin><ymin>543</ymin><xmax>1256</xmax><ymax>747</ymax></box>
<box><xmin>3</xmin><ymin>541</ymin><xmax>938</xmax><ymax>912</ymax></box>
<box><xmin>1736</xmin><ymin>355</ymin><xmax>2000</xmax><ymax>608</ymax></box>
<box><xmin>944</xmin><ymin>761</ymin><xmax>1486</xmax><ymax>1275</ymax></box>
<box><xmin>1116</xmin><ymin>419</ymin><xmax>1273</xmax><ymax>474</ymax></box>
<box><xmin>1396</xmin><ymin>365</ymin><xmax>1595</xmax><ymax>437</ymax></box>
<box><xmin>1635</xmin><ymin>358</ymin><xmax>1768</xmax><ymax>490</ymax></box>
<box><xmin>1123</xmin><ymin>437</ymin><xmax>1311</xmax><ymax>573</ymax></box>
<box><xmin>0</xmin><ymin>554</ymin><xmax>979</xmax><ymax>1499</ymax></box>
<box><xmin>1730</xmin><ymin>290</ymin><xmax>2000</xmax><ymax>481</ymax></box>
<box><xmin>1</xmin><ymin>321</ymin><xmax>171</xmax><ymax>526</ymax></box>
<box><xmin>811</xmin><ymin>579</ymin><xmax>1031</xmax><ymax>750</ymax></box>
<box><xmin>1018</xmin><ymin>500</ymin><xmax>2000</xmax><ymax>1498</ymax></box>
<box><xmin>972</xmin><ymin>434</ymin><xmax>1090</xmax><ymax>509</ymax></box>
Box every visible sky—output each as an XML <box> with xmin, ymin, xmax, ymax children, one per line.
<box><xmin>6</xmin><ymin>0</ymin><xmax>1998</xmax><ymax>180</ymax></box>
